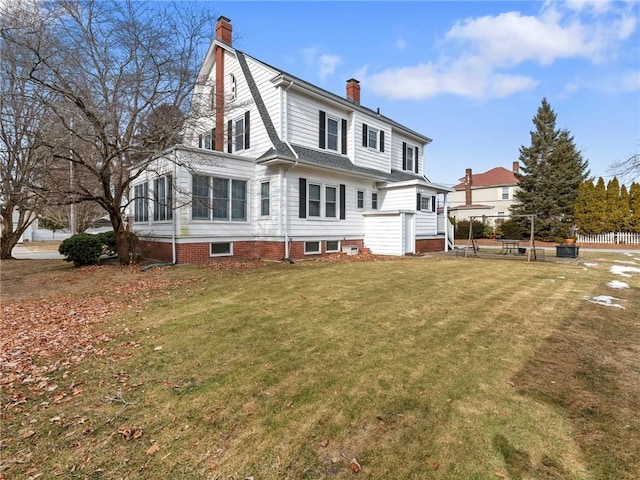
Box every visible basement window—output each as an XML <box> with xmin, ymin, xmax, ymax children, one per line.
<box><xmin>304</xmin><ymin>241</ymin><xmax>321</xmax><ymax>255</ymax></box>
<box><xmin>210</xmin><ymin>242</ymin><xmax>232</xmax><ymax>256</ymax></box>
<box><xmin>326</xmin><ymin>240</ymin><xmax>340</xmax><ymax>252</ymax></box>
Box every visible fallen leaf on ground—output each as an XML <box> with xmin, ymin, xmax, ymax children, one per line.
<box><xmin>146</xmin><ymin>442</ymin><xmax>160</xmax><ymax>455</ymax></box>
<box><xmin>349</xmin><ymin>458</ymin><xmax>361</xmax><ymax>473</ymax></box>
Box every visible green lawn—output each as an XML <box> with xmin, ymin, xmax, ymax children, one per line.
<box><xmin>2</xmin><ymin>254</ymin><xmax>639</xmax><ymax>479</ymax></box>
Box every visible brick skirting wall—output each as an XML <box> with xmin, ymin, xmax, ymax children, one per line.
<box><xmin>138</xmin><ymin>239</ymin><xmax>369</xmax><ymax>264</ymax></box>
<box><xmin>415</xmin><ymin>238</ymin><xmax>445</xmax><ymax>254</ymax></box>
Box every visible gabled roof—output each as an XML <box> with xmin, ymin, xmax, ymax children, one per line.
<box><xmin>453</xmin><ymin>167</ymin><xmax>518</xmax><ymax>190</ymax></box>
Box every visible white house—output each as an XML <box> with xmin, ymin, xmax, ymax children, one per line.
<box><xmin>131</xmin><ymin>17</ymin><xmax>453</xmax><ymax>263</ymax></box>
<box><xmin>448</xmin><ymin>163</ymin><xmax>520</xmax><ymax>225</ymax></box>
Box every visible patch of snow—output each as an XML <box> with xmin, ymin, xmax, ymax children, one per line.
<box><xmin>583</xmin><ymin>263</ymin><xmax>598</xmax><ymax>267</ymax></box>
<box><xmin>608</xmin><ymin>280</ymin><xmax>629</xmax><ymax>289</ymax></box>
<box><xmin>610</xmin><ymin>265</ymin><xmax>640</xmax><ymax>277</ymax></box>
<box><xmin>584</xmin><ymin>295</ymin><xmax>625</xmax><ymax>309</ymax></box>
<box><xmin>557</xmin><ymin>276</ymin><xmax>566</xmax><ymax>279</ymax></box>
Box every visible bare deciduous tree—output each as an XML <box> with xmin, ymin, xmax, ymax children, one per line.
<box><xmin>1</xmin><ymin>0</ymin><xmax>219</xmax><ymax>264</ymax></box>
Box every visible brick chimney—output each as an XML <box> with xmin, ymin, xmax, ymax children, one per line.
<box><xmin>346</xmin><ymin>78</ymin><xmax>360</xmax><ymax>104</ymax></box>
<box><xmin>214</xmin><ymin>16</ymin><xmax>232</xmax><ymax>151</ymax></box>
<box><xmin>216</xmin><ymin>16</ymin><xmax>232</xmax><ymax>45</ymax></box>
<box><xmin>512</xmin><ymin>161</ymin><xmax>519</xmax><ymax>174</ymax></box>
<box><xmin>465</xmin><ymin>168</ymin><xmax>473</xmax><ymax>205</ymax></box>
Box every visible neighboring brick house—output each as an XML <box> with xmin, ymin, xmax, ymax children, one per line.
<box><xmin>130</xmin><ymin>17</ymin><xmax>453</xmax><ymax>263</ymax></box>
<box><xmin>448</xmin><ymin>162</ymin><xmax>520</xmax><ymax>224</ymax></box>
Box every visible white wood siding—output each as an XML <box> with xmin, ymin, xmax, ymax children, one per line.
<box><xmin>287</xmin><ymin>92</ymin><xmax>348</xmax><ymax>153</ymax></box>
<box><xmin>353</xmin><ymin>116</ymin><xmax>390</xmax><ymax>172</ymax></box>
<box><xmin>363</xmin><ymin>213</ymin><xmax>404</xmax><ymax>255</ymax></box>
<box><xmin>380</xmin><ymin>186</ymin><xmax>416</xmax><ymax>211</ymax></box>
<box><xmin>391</xmin><ymin>131</ymin><xmax>422</xmax><ymax>175</ymax></box>
<box><xmin>415</xmin><ymin>213</ymin><xmax>437</xmax><ymax>236</ymax></box>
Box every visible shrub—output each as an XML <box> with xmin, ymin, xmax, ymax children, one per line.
<box><xmin>454</xmin><ymin>219</ymin><xmax>485</xmax><ymax>239</ymax></box>
<box><xmin>500</xmin><ymin>219</ymin><xmax>526</xmax><ymax>240</ymax></box>
<box><xmin>95</xmin><ymin>231</ymin><xmax>116</xmax><ymax>251</ymax></box>
<box><xmin>58</xmin><ymin>234</ymin><xmax>103</xmax><ymax>267</ymax></box>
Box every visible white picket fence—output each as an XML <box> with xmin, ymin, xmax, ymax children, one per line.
<box><xmin>577</xmin><ymin>232</ymin><xmax>640</xmax><ymax>245</ymax></box>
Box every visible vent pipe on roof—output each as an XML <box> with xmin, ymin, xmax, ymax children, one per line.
<box><xmin>465</xmin><ymin>168</ymin><xmax>472</xmax><ymax>206</ymax></box>
<box><xmin>346</xmin><ymin>78</ymin><xmax>360</xmax><ymax>104</ymax></box>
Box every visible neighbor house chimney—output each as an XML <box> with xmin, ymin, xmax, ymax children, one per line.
<box><xmin>465</xmin><ymin>168</ymin><xmax>473</xmax><ymax>205</ymax></box>
<box><xmin>216</xmin><ymin>16</ymin><xmax>232</xmax><ymax>45</ymax></box>
<box><xmin>512</xmin><ymin>161</ymin><xmax>519</xmax><ymax>174</ymax></box>
<box><xmin>346</xmin><ymin>78</ymin><xmax>360</xmax><ymax>104</ymax></box>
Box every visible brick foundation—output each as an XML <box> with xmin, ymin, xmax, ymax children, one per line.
<box><xmin>415</xmin><ymin>238</ymin><xmax>445</xmax><ymax>254</ymax></box>
<box><xmin>138</xmin><ymin>239</ymin><xmax>369</xmax><ymax>264</ymax></box>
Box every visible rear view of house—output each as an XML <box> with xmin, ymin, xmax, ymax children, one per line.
<box><xmin>131</xmin><ymin>17</ymin><xmax>453</xmax><ymax>263</ymax></box>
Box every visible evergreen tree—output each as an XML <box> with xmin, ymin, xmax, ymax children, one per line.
<box><xmin>574</xmin><ymin>180</ymin><xmax>595</xmax><ymax>234</ymax></box>
<box><xmin>620</xmin><ymin>185</ymin><xmax>631</xmax><ymax>231</ymax></box>
<box><xmin>592</xmin><ymin>177</ymin><xmax>608</xmax><ymax>234</ymax></box>
<box><xmin>629</xmin><ymin>182</ymin><xmax>640</xmax><ymax>233</ymax></box>
<box><xmin>512</xmin><ymin>98</ymin><xmax>590</xmax><ymax>241</ymax></box>
<box><xmin>605</xmin><ymin>177</ymin><xmax>625</xmax><ymax>232</ymax></box>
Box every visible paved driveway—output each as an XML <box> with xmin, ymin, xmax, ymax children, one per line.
<box><xmin>11</xmin><ymin>244</ymin><xmax>64</xmax><ymax>260</ymax></box>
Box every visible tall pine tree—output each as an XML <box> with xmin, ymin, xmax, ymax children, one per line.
<box><xmin>630</xmin><ymin>182</ymin><xmax>640</xmax><ymax>233</ymax></box>
<box><xmin>512</xmin><ymin>98</ymin><xmax>590</xmax><ymax>240</ymax></box>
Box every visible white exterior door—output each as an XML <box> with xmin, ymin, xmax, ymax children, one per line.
<box><xmin>404</xmin><ymin>213</ymin><xmax>414</xmax><ymax>254</ymax></box>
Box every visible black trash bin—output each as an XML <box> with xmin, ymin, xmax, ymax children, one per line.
<box><xmin>556</xmin><ymin>245</ymin><xmax>579</xmax><ymax>258</ymax></box>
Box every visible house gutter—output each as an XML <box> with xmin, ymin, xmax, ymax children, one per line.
<box><xmin>282</xmin><ymin>80</ymin><xmax>298</xmax><ymax>260</ymax></box>
<box><xmin>171</xmin><ymin>149</ymin><xmax>177</xmax><ymax>264</ymax></box>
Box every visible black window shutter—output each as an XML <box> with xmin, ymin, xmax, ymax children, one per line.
<box><xmin>432</xmin><ymin>196</ymin><xmax>436</xmax><ymax>212</ymax></box>
<box><xmin>380</xmin><ymin>131</ymin><xmax>384</xmax><ymax>152</ymax></box>
<box><xmin>211</xmin><ymin>128</ymin><xmax>216</xmax><ymax>150</ymax></box>
<box><xmin>414</xmin><ymin>147</ymin><xmax>419</xmax><ymax>173</ymax></box>
<box><xmin>339</xmin><ymin>184</ymin><xmax>346</xmax><ymax>220</ymax></box>
<box><xmin>319</xmin><ymin>111</ymin><xmax>326</xmax><ymax>149</ymax></box>
<box><xmin>362</xmin><ymin>124</ymin><xmax>368</xmax><ymax>147</ymax></box>
<box><xmin>299</xmin><ymin>177</ymin><xmax>307</xmax><ymax>218</ymax></box>
<box><xmin>416</xmin><ymin>193</ymin><xmax>422</xmax><ymax>211</ymax></box>
<box><xmin>341</xmin><ymin>119</ymin><xmax>347</xmax><ymax>155</ymax></box>
<box><xmin>244</xmin><ymin>111</ymin><xmax>250</xmax><ymax>149</ymax></box>
<box><xmin>198</xmin><ymin>134</ymin><xmax>203</xmax><ymax>148</ymax></box>
<box><xmin>402</xmin><ymin>142</ymin><xmax>407</xmax><ymax>170</ymax></box>
<box><xmin>227</xmin><ymin>120</ymin><xmax>232</xmax><ymax>153</ymax></box>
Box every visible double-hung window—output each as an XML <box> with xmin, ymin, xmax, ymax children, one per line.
<box><xmin>371</xmin><ymin>192</ymin><xmax>378</xmax><ymax>210</ymax></box>
<box><xmin>319</xmin><ymin>110</ymin><xmax>347</xmax><ymax>154</ymax></box>
<box><xmin>153</xmin><ymin>175</ymin><xmax>173</xmax><ymax>221</ymax></box>
<box><xmin>404</xmin><ymin>143</ymin><xmax>415</xmax><ymax>172</ymax></box>
<box><xmin>308</xmin><ymin>183</ymin><xmax>337</xmax><ymax>218</ymax></box>
<box><xmin>191</xmin><ymin>175</ymin><xmax>247</xmax><ymax>221</ymax></box>
<box><xmin>357</xmin><ymin>190</ymin><xmax>364</xmax><ymax>209</ymax></box>
<box><xmin>133</xmin><ymin>183</ymin><xmax>148</xmax><ymax>222</ymax></box>
<box><xmin>260</xmin><ymin>181</ymin><xmax>270</xmax><ymax>216</ymax></box>
<box><xmin>362</xmin><ymin>124</ymin><xmax>385</xmax><ymax>152</ymax></box>
<box><xmin>502</xmin><ymin>187</ymin><xmax>509</xmax><ymax>200</ymax></box>
<box><xmin>234</xmin><ymin>117</ymin><xmax>245</xmax><ymax>151</ymax></box>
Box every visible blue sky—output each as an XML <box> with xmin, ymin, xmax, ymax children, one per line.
<box><xmin>213</xmin><ymin>0</ymin><xmax>639</xmax><ymax>186</ymax></box>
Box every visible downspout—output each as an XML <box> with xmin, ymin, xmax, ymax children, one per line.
<box><xmin>443</xmin><ymin>191</ymin><xmax>449</xmax><ymax>252</ymax></box>
<box><xmin>172</xmin><ymin>149</ymin><xmax>177</xmax><ymax>264</ymax></box>
<box><xmin>282</xmin><ymin>80</ymin><xmax>298</xmax><ymax>260</ymax></box>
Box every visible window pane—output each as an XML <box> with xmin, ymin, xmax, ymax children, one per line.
<box><xmin>326</xmin><ymin>240</ymin><xmax>339</xmax><ymax>252</ymax></box>
<box><xmin>372</xmin><ymin>192</ymin><xmax>378</xmax><ymax>210</ymax></box>
<box><xmin>326</xmin><ymin>186</ymin><xmax>336</xmax><ymax>217</ymax></box>
<box><xmin>309</xmin><ymin>184</ymin><xmax>321</xmax><ymax>217</ymax></box>
<box><xmin>211</xmin><ymin>242</ymin><xmax>231</xmax><ymax>255</ymax></box>
<box><xmin>231</xmin><ymin>179</ymin><xmax>246</xmax><ymax>220</ymax></box>
<box><xmin>368</xmin><ymin>128</ymin><xmax>377</xmax><ymax>149</ymax></box>
<box><xmin>327</xmin><ymin>118</ymin><xmax>338</xmax><ymax>151</ymax></box>
<box><xmin>405</xmin><ymin>145</ymin><xmax>414</xmax><ymax>171</ymax></box>
<box><xmin>357</xmin><ymin>190</ymin><xmax>364</xmax><ymax>209</ymax></box>
<box><xmin>261</xmin><ymin>182</ymin><xmax>270</xmax><ymax>216</ymax></box>
<box><xmin>305</xmin><ymin>241</ymin><xmax>320</xmax><ymax>253</ymax></box>
<box><xmin>192</xmin><ymin>175</ymin><xmax>210</xmax><ymax>219</ymax></box>
<box><xmin>212</xmin><ymin>177</ymin><xmax>229</xmax><ymax>219</ymax></box>
<box><xmin>234</xmin><ymin>118</ymin><xmax>245</xmax><ymax>151</ymax></box>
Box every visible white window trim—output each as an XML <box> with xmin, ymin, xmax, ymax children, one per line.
<box><xmin>210</xmin><ymin>242</ymin><xmax>233</xmax><ymax>257</ymax></box>
<box><xmin>190</xmin><ymin>174</ymin><xmax>248</xmax><ymax>222</ymax></box>
<box><xmin>366</xmin><ymin>127</ymin><xmax>378</xmax><ymax>150</ymax></box>
<box><xmin>325</xmin><ymin>115</ymin><xmax>340</xmax><ymax>152</ymax></box>
<box><xmin>304</xmin><ymin>241</ymin><xmax>321</xmax><ymax>255</ymax></box>
<box><xmin>308</xmin><ymin>182</ymin><xmax>339</xmax><ymax>219</ymax></box>
<box><xmin>325</xmin><ymin>240</ymin><xmax>340</xmax><ymax>253</ymax></box>
<box><xmin>260</xmin><ymin>180</ymin><xmax>270</xmax><ymax>217</ymax></box>
<box><xmin>356</xmin><ymin>189</ymin><xmax>365</xmax><ymax>209</ymax></box>
<box><xmin>234</xmin><ymin>116</ymin><xmax>245</xmax><ymax>152</ymax></box>
<box><xmin>371</xmin><ymin>192</ymin><xmax>378</xmax><ymax>210</ymax></box>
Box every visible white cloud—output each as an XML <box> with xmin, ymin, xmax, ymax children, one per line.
<box><xmin>395</xmin><ymin>38</ymin><xmax>406</xmax><ymax>50</ymax></box>
<box><xmin>318</xmin><ymin>54</ymin><xmax>342</xmax><ymax>79</ymax></box>
<box><xmin>301</xmin><ymin>47</ymin><xmax>342</xmax><ymax>80</ymax></box>
<box><xmin>366</xmin><ymin>1</ymin><xmax>638</xmax><ymax>100</ymax></box>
